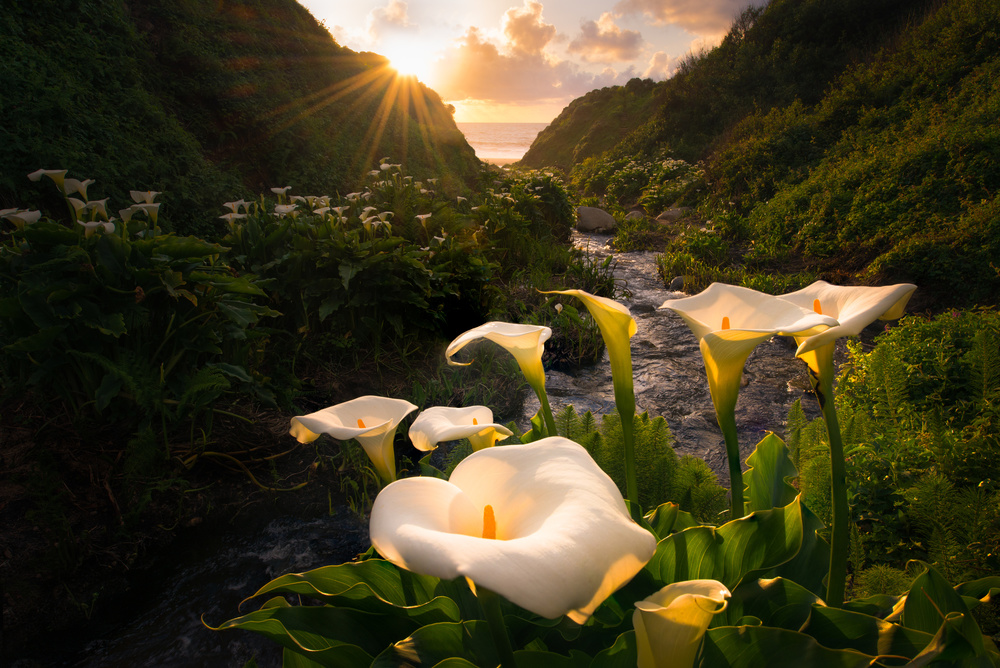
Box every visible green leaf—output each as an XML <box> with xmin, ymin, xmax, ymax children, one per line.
<box><xmin>643</xmin><ymin>502</ymin><xmax>698</xmax><ymax>541</ymax></box>
<box><xmin>212</xmin><ymin>598</ymin><xmax>391</xmax><ymax>663</ymax></box>
<box><xmin>589</xmin><ymin>631</ymin><xmax>638</xmax><ymax>668</ymax></box>
<box><xmin>702</xmin><ymin>625</ymin><xmax>879</xmax><ymax>667</ymax></box>
<box><xmin>371</xmin><ymin>621</ymin><xmax>498</xmax><ymax>668</ymax></box>
<box><xmin>248</xmin><ymin>559</ymin><xmax>460</xmax><ymax>625</ymax></box>
<box><xmin>95</xmin><ymin>373</ymin><xmax>123</xmax><ymax>412</ymax></box>
<box><xmin>902</xmin><ymin>562</ymin><xmax>974</xmax><ymax>635</ymax></box>
<box><xmin>724</xmin><ymin>577</ymin><xmax>821</xmax><ymax>629</ymax></box>
<box><xmin>649</xmin><ymin>496</ymin><xmax>811</xmax><ymax>592</ymax></box>
<box><xmin>801</xmin><ymin>606</ymin><xmax>932</xmax><ymax>659</ymax></box>
<box><xmin>744</xmin><ymin>433</ymin><xmax>799</xmax><ymax>512</ymax></box>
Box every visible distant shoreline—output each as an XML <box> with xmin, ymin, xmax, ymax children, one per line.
<box><xmin>483</xmin><ymin>157</ymin><xmax>519</xmax><ymax>166</ymax></box>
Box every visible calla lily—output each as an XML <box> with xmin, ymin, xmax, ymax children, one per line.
<box><xmin>779</xmin><ymin>280</ymin><xmax>917</xmax><ymax>368</ymax></box>
<box><xmin>541</xmin><ymin>289</ymin><xmax>641</xmax><ymax>505</ymax></box>
<box><xmin>446</xmin><ymin>322</ymin><xmax>557</xmax><ymax>436</ymax></box>
<box><xmin>660</xmin><ymin>283</ymin><xmax>836</xmax><ymax>517</ymax></box>
<box><xmin>778</xmin><ymin>280</ymin><xmax>916</xmax><ymax>607</ymax></box>
<box><xmin>289</xmin><ymin>396</ymin><xmax>417</xmax><ymax>483</ymax></box>
<box><xmin>273</xmin><ymin>204</ymin><xmax>297</xmax><ymax>218</ymax></box>
<box><xmin>369</xmin><ymin>437</ymin><xmax>656</xmax><ymax>623</ymax></box>
<box><xmin>1</xmin><ymin>209</ymin><xmax>42</xmax><ymax>229</ymax></box>
<box><xmin>408</xmin><ymin>405</ymin><xmax>512</xmax><ymax>452</ymax></box>
<box><xmin>136</xmin><ymin>202</ymin><xmax>160</xmax><ymax>226</ymax></box>
<box><xmin>63</xmin><ymin>178</ymin><xmax>95</xmax><ymax>200</ymax></box>
<box><xmin>223</xmin><ymin>199</ymin><xmax>249</xmax><ymax>213</ymax></box>
<box><xmin>130</xmin><ymin>190</ymin><xmax>160</xmax><ymax>204</ymax></box>
<box><xmin>78</xmin><ymin>220</ymin><xmax>115</xmax><ymax>237</ymax></box>
<box><xmin>633</xmin><ymin>580</ymin><xmax>731</xmax><ymax>668</ymax></box>
<box><xmin>27</xmin><ymin>168</ymin><xmax>68</xmax><ymax>190</ymax></box>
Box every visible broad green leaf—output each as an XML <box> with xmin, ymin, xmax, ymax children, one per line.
<box><xmin>765</xmin><ymin>500</ymin><xmax>829</xmax><ymax>597</ymax></box>
<box><xmin>212</xmin><ymin>598</ymin><xmax>390</xmax><ymax>663</ymax></box>
<box><xmin>95</xmin><ymin>373</ymin><xmax>123</xmax><ymax>412</ymax></box>
<box><xmin>643</xmin><ymin>502</ymin><xmax>698</xmax><ymax>541</ymax></box>
<box><xmin>371</xmin><ymin>621</ymin><xmax>498</xmax><ymax>668</ymax></box>
<box><xmin>649</xmin><ymin>496</ymin><xmax>810</xmax><ymax>591</ymax></box>
<box><xmin>843</xmin><ymin>594</ymin><xmax>903</xmax><ymax>620</ymax></box>
<box><xmin>723</xmin><ymin>577</ymin><xmax>821</xmax><ymax>629</ymax></box>
<box><xmin>513</xmin><ymin>649</ymin><xmax>591</xmax><ymax>668</ymax></box>
<box><xmin>702</xmin><ymin>625</ymin><xmax>878</xmax><ymax>667</ymax></box>
<box><xmin>801</xmin><ymin>605</ymin><xmax>933</xmax><ymax>659</ymax></box>
<box><xmin>905</xmin><ymin>612</ymin><xmax>999</xmax><ymax>667</ymax></box>
<box><xmin>744</xmin><ymin>433</ymin><xmax>799</xmax><ymax>512</ymax></box>
<box><xmin>282</xmin><ymin>647</ymin><xmax>329</xmax><ymax>668</ymax></box>
<box><xmin>590</xmin><ymin>631</ymin><xmax>637</xmax><ymax>668</ymax></box>
<box><xmin>248</xmin><ymin>560</ymin><xmax>460</xmax><ymax>625</ymax></box>
<box><xmin>902</xmin><ymin>562</ymin><xmax>974</xmax><ymax>635</ymax></box>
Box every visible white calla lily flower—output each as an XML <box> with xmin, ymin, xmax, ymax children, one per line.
<box><xmin>408</xmin><ymin>405</ymin><xmax>512</xmax><ymax>452</ymax></box>
<box><xmin>27</xmin><ymin>168</ymin><xmax>68</xmax><ymax>190</ymax></box>
<box><xmin>130</xmin><ymin>190</ymin><xmax>161</xmax><ymax>204</ymax></box>
<box><xmin>633</xmin><ymin>580</ymin><xmax>731</xmax><ymax>668</ymax></box>
<box><xmin>779</xmin><ymin>280</ymin><xmax>917</xmax><ymax>361</ymax></box>
<box><xmin>370</xmin><ymin>437</ymin><xmax>656</xmax><ymax>623</ymax></box>
<box><xmin>1</xmin><ymin>209</ymin><xmax>42</xmax><ymax>228</ymax></box>
<box><xmin>446</xmin><ymin>321</ymin><xmax>551</xmax><ymax>396</ymax></box>
<box><xmin>660</xmin><ymin>283</ymin><xmax>836</xmax><ymax>422</ymax></box>
<box><xmin>289</xmin><ymin>396</ymin><xmax>417</xmax><ymax>483</ymax></box>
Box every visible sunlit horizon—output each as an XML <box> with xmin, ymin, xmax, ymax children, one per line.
<box><xmin>299</xmin><ymin>0</ymin><xmax>759</xmax><ymax>124</ymax></box>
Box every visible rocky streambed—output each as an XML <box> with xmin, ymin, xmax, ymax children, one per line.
<box><xmin>520</xmin><ymin>231</ymin><xmax>824</xmax><ymax>485</ymax></box>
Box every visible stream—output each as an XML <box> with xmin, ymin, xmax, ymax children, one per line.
<box><xmin>54</xmin><ymin>230</ymin><xmax>823</xmax><ymax>667</ymax></box>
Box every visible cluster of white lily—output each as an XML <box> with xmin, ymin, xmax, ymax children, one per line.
<box><xmin>222</xmin><ymin>161</ymin><xmax>440</xmax><ymax>237</ymax></box>
<box><xmin>2</xmin><ymin>169</ymin><xmax>162</xmax><ymax>237</ymax></box>
<box><xmin>281</xmin><ymin>279</ymin><xmax>915</xmax><ymax>666</ymax></box>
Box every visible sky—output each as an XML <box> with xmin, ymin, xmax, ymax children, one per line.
<box><xmin>298</xmin><ymin>0</ymin><xmax>764</xmax><ymax>123</ymax></box>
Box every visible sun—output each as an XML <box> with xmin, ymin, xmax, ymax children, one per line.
<box><xmin>381</xmin><ymin>44</ymin><xmax>436</xmax><ymax>85</ymax></box>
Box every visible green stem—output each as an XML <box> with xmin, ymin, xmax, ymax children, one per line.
<box><xmin>717</xmin><ymin>409</ymin><xmax>745</xmax><ymax>519</ymax></box>
<box><xmin>535</xmin><ymin>387</ymin><xmax>558</xmax><ymax>438</ymax></box>
<box><xmin>477</xmin><ymin>587</ymin><xmax>518</xmax><ymax>668</ymax></box>
<box><xmin>620</xmin><ymin>411</ymin><xmax>639</xmax><ymax>510</ymax></box>
<box><xmin>816</xmin><ymin>373</ymin><xmax>848</xmax><ymax>608</ymax></box>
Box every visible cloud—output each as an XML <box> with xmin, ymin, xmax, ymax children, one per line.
<box><xmin>642</xmin><ymin>51</ymin><xmax>677</xmax><ymax>80</ymax></box>
<box><xmin>568</xmin><ymin>13</ymin><xmax>644</xmax><ymax>63</ymax></box>
<box><xmin>615</xmin><ymin>0</ymin><xmax>764</xmax><ymax>37</ymax></box>
<box><xmin>501</xmin><ymin>0</ymin><xmax>557</xmax><ymax>57</ymax></box>
<box><xmin>367</xmin><ymin>0</ymin><xmax>416</xmax><ymax>39</ymax></box>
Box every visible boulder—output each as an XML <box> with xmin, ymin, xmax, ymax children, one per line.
<box><xmin>576</xmin><ymin>206</ymin><xmax>617</xmax><ymax>233</ymax></box>
<box><xmin>624</xmin><ymin>210</ymin><xmax>645</xmax><ymax>221</ymax></box>
<box><xmin>668</xmin><ymin>275</ymin><xmax>685</xmax><ymax>292</ymax></box>
<box><xmin>655</xmin><ymin>207</ymin><xmax>692</xmax><ymax>223</ymax></box>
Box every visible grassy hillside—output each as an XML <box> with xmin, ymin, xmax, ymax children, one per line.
<box><xmin>520</xmin><ymin>0</ymin><xmax>999</xmax><ymax>306</ymax></box>
<box><xmin>0</xmin><ymin>0</ymin><xmax>479</xmax><ymax>237</ymax></box>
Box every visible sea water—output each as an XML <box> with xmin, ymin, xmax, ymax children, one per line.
<box><xmin>457</xmin><ymin>122</ymin><xmax>548</xmax><ymax>164</ymax></box>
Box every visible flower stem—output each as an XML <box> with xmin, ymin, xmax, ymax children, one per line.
<box><xmin>716</xmin><ymin>409</ymin><xmax>745</xmax><ymax>519</ymax></box>
<box><xmin>477</xmin><ymin>587</ymin><xmax>518</xmax><ymax>668</ymax></box>
<box><xmin>803</xmin><ymin>342</ymin><xmax>847</xmax><ymax>607</ymax></box>
<box><xmin>620</xmin><ymin>411</ymin><xmax>639</xmax><ymax>510</ymax></box>
<box><xmin>535</xmin><ymin>388</ymin><xmax>558</xmax><ymax>438</ymax></box>
<box><xmin>810</xmin><ymin>374</ymin><xmax>847</xmax><ymax>607</ymax></box>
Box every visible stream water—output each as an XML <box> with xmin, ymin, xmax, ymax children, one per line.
<box><xmin>55</xmin><ymin>231</ymin><xmax>824</xmax><ymax>667</ymax></box>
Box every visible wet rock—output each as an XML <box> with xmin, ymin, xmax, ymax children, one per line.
<box><xmin>576</xmin><ymin>206</ymin><xmax>617</xmax><ymax>232</ymax></box>
<box><xmin>656</xmin><ymin>207</ymin><xmax>692</xmax><ymax>222</ymax></box>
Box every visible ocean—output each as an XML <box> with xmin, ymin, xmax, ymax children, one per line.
<box><xmin>457</xmin><ymin>122</ymin><xmax>549</xmax><ymax>165</ymax></box>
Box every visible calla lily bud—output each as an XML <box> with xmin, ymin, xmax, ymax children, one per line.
<box><xmin>633</xmin><ymin>580</ymin><xmax>731</xmax><ymax>668</ymax></box>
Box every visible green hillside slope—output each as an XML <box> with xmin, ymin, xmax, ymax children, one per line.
<box><xmin>0</xmin><ymin>0</ymin><xmax>479</xmax><ymax>236</ymax></box>
<box><xmin>520</xmin><ymin>0</ymin><xmax>999</xmax><ymax>306</ymax></box>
